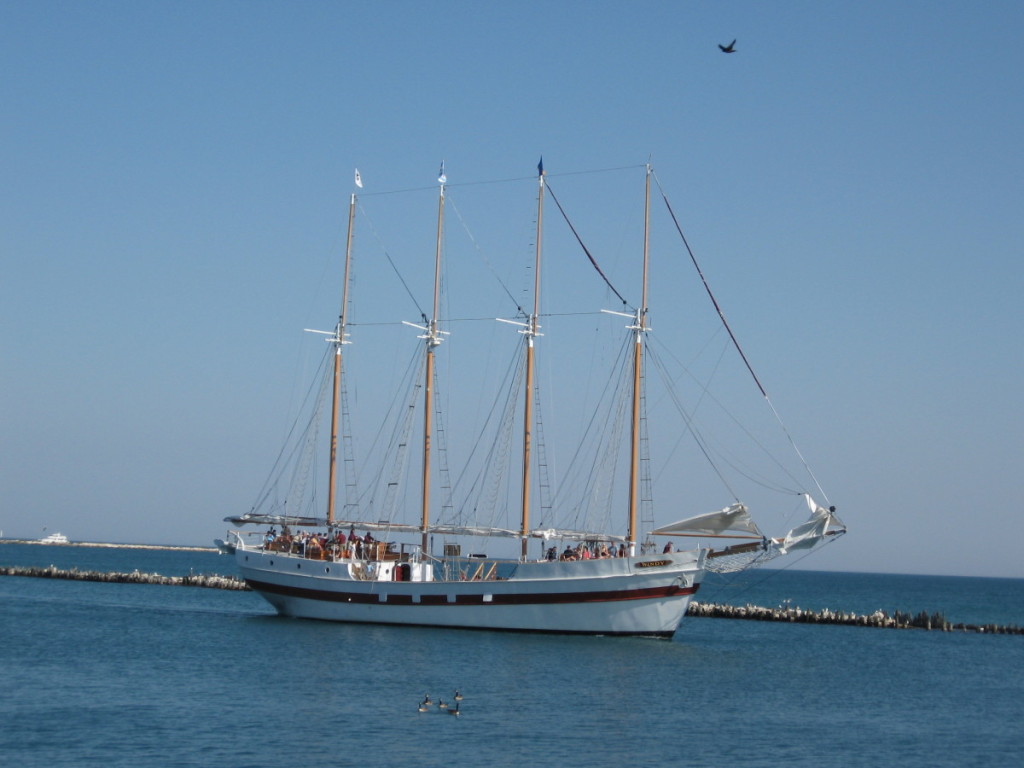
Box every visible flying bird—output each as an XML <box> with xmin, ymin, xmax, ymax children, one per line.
<box><xmin>719</xmin><ymin>39</ymin><xmax>736</xmax><ymax>53</ymax></box>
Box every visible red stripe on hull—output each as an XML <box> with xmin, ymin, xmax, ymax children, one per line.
<box><xmin>245</xmin><ymin>578</ymin><xmax>699</xmax><ymax>606</ymax></box>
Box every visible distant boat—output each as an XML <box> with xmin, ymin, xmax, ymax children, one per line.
<box><xmin>39</xmin><ymin>532</ymin><xmax>70</xmax><ymax>545</ymax></box>
<box><xmin>225</xmin><ymin>162</ymin><xmax>845</xmax><ymax>637</ymax></box>
<box><xmin>214</xmin><ymin>537</ymin><xmax>236</xmax><ymax>555</ymax></box>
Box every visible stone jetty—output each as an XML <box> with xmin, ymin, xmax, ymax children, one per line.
<box><xmin>4</xmin><ymin>539</ymin><xmax>216</xmax><ymax>553</ymax></box>
<box><xmin>686</xmin><ymin>600</ymin><xmax>1023</xmax><ymax>635</ymax></box>
<box><xmin>0</xmin><ymin>565</ymin><xmax>249</xmax><ymax>591</ymax></box>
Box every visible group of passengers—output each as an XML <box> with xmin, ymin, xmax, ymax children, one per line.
<box><xmin>545</xmin><ymin>540</ymin><xmax>676</xmax><ymax>561</ymax></box>
<box><xmin>262</xmin><ymin>528</ymin><xmax>674</xmax><ymax>563</ymax></box>
<box><xmin>262</xmin><ymin>527</ymin><xmax>390</xmax><ymax>560</ymax></box>
<box><xmin>547</xmin><ymin>542</ymin><xmax>628</xmax><ymax>561</ymax></box>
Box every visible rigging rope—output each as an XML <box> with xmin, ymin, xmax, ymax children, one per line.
<box><xmin>644</xmin><ymin>340</ymin><xmax>741</xmax><ymax>501</ymax></box>
<box><xmin>249</xmin><ymin>345</ymin><xmax>333</xmax><ymax>515</ymax></box>
<box><xmin>545</xmin><ymin>180</ymin><xmax>631</xmax><ymax>308</ymax></box>
<box><xmin>647</xmin><ymin>336</ymin><xmax>804</xmax><ymax>496</ymax></box>
<box><xmin>446</xmin><ymin>192</ymin><xmax>524</xmax><ymax>315</ymax></box>
<box><xmin>550</xmin><ymin>332</ymin><xmax>633</xmax><ymax>533</ymax></box>
<box><xmin>356</xmin><ymin>201</ymin><xmax>426</xmax><ymax>321</ymax></box>
<box><xmin>430</xmin><ymin>353</ymin><xmax>457</xmax><ymax>522</ymax></box>
<box><xmin>377</xmin><ymin>349</ymin><xmax>426</xmax><ymax>523</ymax></box>
<box><xmin>653</xmin><ymin>171</ymin><xmax>830</xmax><ymax>505</ymax></box>
<box><xmin>447</xmin><ymin>343</ymin><xmax>523</xmax><ymax>525</ymax></box>
<box><xmin>338</xmin><ymin>360</ymin><xmax>359</xmax><ymax>518</ymax></box>
<box><xmin>355</xmin><ymin>346</ymin><xmax>423</xmax><ymax>519</ymax></box>
<box><xmin>653</xmin><ymin>173</ymin><xmax>767</xmax><ymax>398</ymax></box>
<box><xmin>286</xmin><ymin>349</ymin><xmax>332</xmax><ymax>518</ymax></box>
<box><xmin>764</xmin><ymin>397</ymin><xmax>830</xmax><ymax>505</ymax></box>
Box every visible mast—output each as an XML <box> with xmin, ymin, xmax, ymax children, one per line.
<box><xmin>519</xmin><ymin>160</ymin><xmax>545</xmax><ymax>559</ymax></box>
<box><xmin>420</xmin><ymin>168</ymin><xmax>446</xmax><ymax>553</ymax></box>
<box><xmin>627</xmin><ymin>164</ymin><xmax>652</xmax><ymax>555</ymax></box>
<box><xmin>327</xmin><ymin>191</ymin><xmax>356</xmax><ymax>526</ymax></box>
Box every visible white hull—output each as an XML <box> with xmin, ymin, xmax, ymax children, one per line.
<box><xmin>236</xmin><ymin>545</ymin><xmax>706</xmax><ymax>637</ymax></box>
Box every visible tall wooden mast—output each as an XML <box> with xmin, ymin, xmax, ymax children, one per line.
<box><xmin>627</xmin><ymin>164</ymin><xmax>652</xmax><ymax>555</ymax></box>
<box><xmin>326</xmin><ymin>191</ymin><xmax>356</xmax><ymax>527</ymax></box>
<box><xmin>420</xmin><ymin>170</ymin><xmax>446</xmax><ymax>553</ymax></box>
<box><xmin>519</xmin><ymin>160</ymin><xmax>545</xmax><ymax>559</ymax></box>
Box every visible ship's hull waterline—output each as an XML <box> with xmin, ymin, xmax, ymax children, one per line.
<box><xmin>236</xmin><ymin>546</ymin><xmax>706</xmax><ymax>637</ymax></box>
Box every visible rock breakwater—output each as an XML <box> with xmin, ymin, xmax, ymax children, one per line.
<box><xmin>0</xmin><ymin>565</ymin><xmax>249</xmax><ymax>591</ymax></box>
<box><xmin>686</xmin><ymin>600</ymin><xmax>1023</xmax><ymax>634</ymax></box>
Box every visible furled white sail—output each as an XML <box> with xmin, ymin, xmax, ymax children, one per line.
<box><xmin>651</xmin><ymin>503</ymin><xmax>763</xmax><ymax>538</ymax></box>
<box><xmin>777</xmin><ymin>495</ymin><xmax>842</xmax><ymax>554</ymax></box>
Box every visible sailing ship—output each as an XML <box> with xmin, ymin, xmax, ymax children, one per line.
<box><xmin>226</xmin><ymin>162</ymin><xmax>844</xmax><ymax>637</ymax></box>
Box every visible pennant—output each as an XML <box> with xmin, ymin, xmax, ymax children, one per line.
<box><xmin>438</xmin><ymin>161</ymin><xmax>446</xmax><ymax>185</ymax></box>
<box><xmin>538</xmin><ymin>156</ymin><xmax>544</xmax><ymax>177</ymax></box>
<box><xmin>354</xmin><ymin>169</ymin><xmax>363</xmax><ymax>189</ymax></box>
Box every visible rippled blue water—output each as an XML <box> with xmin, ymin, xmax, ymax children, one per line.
<box><xmin>2</xmin><ymin>543</ymin><xmax>1022</xmax><ymax>767</ymax></box>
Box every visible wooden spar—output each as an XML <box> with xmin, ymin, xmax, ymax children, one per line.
<box><xmin>626</xmin><ymin>165</ymin><xmax>652</xmax><ymax>555</ymax></box>
<box><xmin>706</xmin><ymin>541</ymin><xmax>764</xmax><ymax>558</ymax></box>
<box><xmin>421</xmin><ymin>178</ymin><xmax>445</xmax><ymax>553</ymax></box>
<box><xmin>520</xmin><ymin>164</ymin><xmax>545</xmax><ymax>559</ymax></box>
<box><xmin>327</xmin><ymin>192</ymin><xmax>357</xmax><ymax>526</ymax></box>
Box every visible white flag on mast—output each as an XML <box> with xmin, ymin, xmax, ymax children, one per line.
<box><xmin>354</xmin><ymin>169</ymin><xmax>363</xmax><ymax>188</ymax></box>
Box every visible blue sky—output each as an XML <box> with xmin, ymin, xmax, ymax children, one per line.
<box><xmin>2</xmin><ymin>1</ymin><xmax>1022</xmax><ymax>578</ymax></box>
